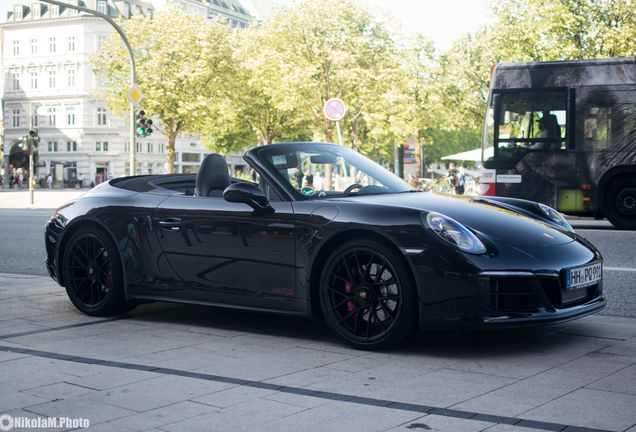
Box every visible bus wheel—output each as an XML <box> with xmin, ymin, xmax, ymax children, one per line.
<box><xmin>605</xmin><ymin>176</ymin><xmax>636</xmax><ymax>230</ymax></box>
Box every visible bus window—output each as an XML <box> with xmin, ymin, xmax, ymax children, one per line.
<box><xmin>496</xmin><ymin>90</ymin><xmax>567</xmax><ymax>152</ymax></box>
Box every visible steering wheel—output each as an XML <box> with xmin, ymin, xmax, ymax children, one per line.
<box><xmin>343</xmin><ymin>183</ymin><xmax>364</xmax><ymax>195</ymax></box>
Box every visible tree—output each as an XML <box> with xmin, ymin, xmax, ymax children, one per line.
<box><xmin>259</xmin><ymin>0</ymin><xmax>399</xmax><ymax>144</ymax></box>
<box><xmin>91</xmin><ymin>9</ymin><xmax>235</xmax><ymax>173</ymax></box>
<box><xmin>201</xmin><ymin>25</ymin><xmax>313</xmax><ymax>150</ymax></box>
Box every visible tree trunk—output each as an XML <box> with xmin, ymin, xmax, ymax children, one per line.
<box><xmin>166</xmin><ymin>129</ymin><xmax>176</xmax><ymax>174</ymax></box>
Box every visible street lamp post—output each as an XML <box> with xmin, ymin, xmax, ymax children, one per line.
<box><xmin>38</xmin><ymin>0</ymin><xmax>137</xmax><ymax>177</ymax></box>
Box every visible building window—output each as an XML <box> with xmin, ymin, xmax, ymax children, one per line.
<box><xmin>67</xmin><ymin>36</ymin><xmax>75</xmax><ymax>51</ymax></box>
<box><xmin>50</xmin><ymin>5</ymin><xmax>59</xmax><ymax>16</ymax></box>
<box><xmin>32</xmin><ymin>111</ymin><xmax>39</xmax><ymax>127</ymax></box>
<box><xmin>96</xmin><ymin>0</ymin><xmax>107</xmax><ymax>14</ymax></box>
<box><xmin>147</xmin><ymin>142</ymin><xmax>153</xmax><ymax>153</ymax></box>
<box><xmin>124</xmin><ymin>142</ymin><xmax>129</xmax><ymax>152</ymax></box>
<box><xmin>12</xmin><ymin>40</ymin><xmax>20</xmax><ymax>56</ymax></box>
<box><xmin>48</xmin><ymin>70</ymin><xmax>56</xmax><ymax>88</ymax></box>
<box><xmin>48</xmin><ymin>107</ymin><xmax>57</xmax><ymax>126</ymax></box>
<box><xmin>29</xmin><ymin>70</ymin><xmax>38</xmax><ymax>89</ymax></box>
<box><xmin>32</xmin><ymin>5</ymin><xmax>40</xmax><ymax>19</ymax></box>
<box><xmin>30</xmin><ymin>38</ymin><xmax>37</xmax><ymax>55</ymax></box>
<box><xmin>146</xmin><ymin>8</ymin><xmax>153</xmax><ymax>17</ymax></box>
<box><xmin>97</xmin><ymin>35</ymin><xmax>107</xmax><ymax>50</ymax></box>
<box><xmin>12</xmin><ymin>110</ymin><xmax>20</xmax><ymax>128</ymax></box>
<box><xmin>97</xmin><ymin>108</ymin><xmax>107</xmax><ymax>126</ymax></box>
<box><xmin>14</xmin><ymin>6</ymin><xmax>23</xmax><ymax>19</ymax></box>
<box><xmin>48</xmin><ymin>141</ymin><xmax>58</xmax><ymax>152</ymax></box>
<box><xmin>11</xmin><ymin>70</ymin><xmax>20</xmax><ymax>90</ymax></box>
<box><xmin>66</xmin><ymin>141</ymin><xmax>77</xmax><ymax>152</ymax></box>
<box><xmin>67</xmin><ymin>112</ymin><xmax>75</xmax><ymax>125</ymax></box>
<box><xmin>182</xmin><ymin>153</ymin><xmax>201</xmax><ymax>162</ymax></box>
<box><xmin>96</xmin><ymin>141</ymin><xmax>109</xmax><ymax>151</ymax></box>
<box><xmin>136</xmin><ymin>141</ymin><xmax>142</xmax><ymax>152</ymax></box>
<box><xmin>49</xmin><ymin>37</ymin><xmax>56</xmax><ymax>53</ymax></box>
<box><xmin>66</xmin><ymin>68</ymin><xmax>75</xmax><ymax>87</ymax></box>
<box><xmin>135</xmin><ymin>5</ymin><xmax>142</xmax><ymax>15</ymax></box>
<box><xmin>123</xmin><ymin>2</ymin><xmax>130</xmax><ymax>18</ymax></box>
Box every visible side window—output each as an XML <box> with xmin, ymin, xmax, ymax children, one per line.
<box><xmin>581</xmin><ymin>89</ymin><xmax>636</xmax><ymax>152</ymax></box>
<box><xmin>496</xmin><ymin>89</ymin><xmax>567</xmax><ymax>152</ymax></box>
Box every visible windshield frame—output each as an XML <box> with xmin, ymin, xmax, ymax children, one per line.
<box><xmin>247</xmin><ymin>142</ymin><xmax>414</xmax><ymax>201</ymax></box>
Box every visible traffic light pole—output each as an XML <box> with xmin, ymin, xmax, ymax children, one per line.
<box><xmin>28</xmin><ymin>103</ymin><xmax>34</xmax><ymax>205</ymax></box>
<box><xmin>39</xmin><ymin>0</ymin><xmax>137</xmax><ymax>176</ymax></box>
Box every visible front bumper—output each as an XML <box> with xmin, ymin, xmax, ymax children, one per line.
<box><xmin>417</xmin><ymin>267</ymin><xmax>605</xmax><ymax>330</ymax></box>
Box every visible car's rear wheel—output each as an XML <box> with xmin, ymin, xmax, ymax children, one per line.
<box><xmin>605</xmin><ymin>176</ymin><xmax>636</xmax><ymax>230</ymax></box>
<box><xmin>319</xmin><ymin>239</ymin><xmax>416</xmax><ymax>350</ymax></box>
<box><xmin>62</xmin><ymin>226</ymin><xmax>126</xmax><ymax>315</ymax></box>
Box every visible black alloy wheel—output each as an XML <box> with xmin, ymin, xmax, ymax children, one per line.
<box><xmin>62</xmin><ymin>226</ymin><xmax>126</xmax><ymax>315</ymax></box>
<box><xmin>605</xmin><ymin>176</ymin><xmax>636</xmax><ymax>230</ymax></box>
<box><xmin>320</xmin><ymin>239</ymin><xmax>416</xmax><ymax>350</ymax></box>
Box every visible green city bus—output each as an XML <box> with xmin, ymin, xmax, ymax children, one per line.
<box><xmin>480</xmin><ymin>57</ymin><xmax>636</xmax><ymax>229</ymax></box>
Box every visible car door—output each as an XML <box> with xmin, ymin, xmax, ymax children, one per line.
<box><xmin>154</xmin><ymin>193</ymin><xmax>297</xmax><ymax>307</ymax></box>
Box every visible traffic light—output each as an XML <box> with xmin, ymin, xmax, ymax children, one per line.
<box><xmin>136</xmin><ymin>110</ymin><xmax>153</xmax><ymax>138</ymax></box>
<box><xmin>28</xmin><ymin>129</ymin><xmax>40</xmax><ymax>151</ymax></box>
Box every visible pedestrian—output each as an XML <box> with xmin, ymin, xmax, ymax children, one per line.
<box><xmin>294</xmin><ymin>167</ymin><xmax>304</xmax><ymax>189</ymax></box>
<box><xmin>18</xmin><ymin>173</ymin><xmax>24</xmax><ymax>189</ymax></box>
<box><xmin>456</xmin><ymin>167</ymin><xmax>466</xmax><ymax>195</ymax></box>
<box><xmin>447</xmin><ymin>163</ymin><xmax>458</xmax><ymax>194</ymax></box>
<box><xmin>47</xmin><ymin>174</ymin><xmax>53</xmax><ymax>189</ymax></box>
<box><xmin>78</xmin><ymin>174</ymin><xmax>83</xmax><ymax>188</ymax></box>
<box><xmin>305</xmin><ymin>170</ymin><xmax>314</xmax><ymax>188</ymax></box>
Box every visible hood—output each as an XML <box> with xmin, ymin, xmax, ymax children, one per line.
<box><xmin>331</xmin><ymin>192</ymin><xmax>574</xmax><ymax>247</ymax></box>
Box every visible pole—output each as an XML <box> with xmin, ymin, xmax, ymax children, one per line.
<box><xmin>335</xmin><ymin>120</ymin><xmax>343</xmax><ymax>146</ymax></box>
<box><xmin>38</xmin><ymin>0</ymin><xmax>137</xmax><ymax>175</ymax></box>
<box><xmin>29</xmin><ymin>103</ymin><xmax>34</xmax><ymax>204</ymax></box>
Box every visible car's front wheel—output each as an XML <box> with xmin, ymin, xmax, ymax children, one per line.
<box><xmin>62</xmin><ymin>226</ymin><xmax>126</xmax><ymax>316</ymax></box>
<box><xmin>319</xmin><ymin>239</ymin><xmax>416</xmax><ymax>350</ymax></box>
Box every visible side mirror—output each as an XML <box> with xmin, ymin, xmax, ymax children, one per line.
<box><xmin>223</xmin><ymin>182</ymin><xmax>273</xmax><ymax>214</ymax></box>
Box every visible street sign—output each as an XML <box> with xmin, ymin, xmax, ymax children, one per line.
<box><xmin>127</xmin><ymin>84</ymin><xmax>144</xmax><ymax>106</ymax></box>
<box><xmin>323</xmin><ymin>98</ymin><xmax>346</xmax><ymax>121</ymax></box>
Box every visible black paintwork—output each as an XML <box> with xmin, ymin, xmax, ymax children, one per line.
<box><xmin>46</xmin><ymin>143</ymin><xmax>605</xmax><ymax>329</ymax></box>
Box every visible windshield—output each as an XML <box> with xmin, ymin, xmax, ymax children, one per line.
<box><xmin>256</xmin><ymin>143</ymin><xmax>414</xmax><ymax>199</ymax></box>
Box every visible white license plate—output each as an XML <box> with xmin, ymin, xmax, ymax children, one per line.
<box><xmin>565</xmin><ymin>262</ymin><xmax>602</xmax><ymax>290</ymax></box>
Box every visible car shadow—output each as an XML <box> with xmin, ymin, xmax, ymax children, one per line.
<box><xmin>125</xmin><ymin>301</ymin><xmax>583</xmax><ymax>358</ymax></box>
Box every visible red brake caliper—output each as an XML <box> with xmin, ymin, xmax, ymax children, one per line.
<box><xmin>345</xmin><ymin>268</ymin><xmax>356</xmax><ymax>313</ymax></box>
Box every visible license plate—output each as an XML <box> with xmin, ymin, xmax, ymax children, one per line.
<box><xmin>565</xmin><ymin>262</ymin><xmax>602</xmax><ymax>290</ymax></box>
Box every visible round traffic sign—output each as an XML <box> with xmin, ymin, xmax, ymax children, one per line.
<box><xmin>323</xmin><ymin>98</ymin><xmax>346</xmax><ymax>121</ymax></box>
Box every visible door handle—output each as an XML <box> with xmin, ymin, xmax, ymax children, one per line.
<box><xmin>158</xmin><ymin>218</ymin><xmax>182</xmax><ymax>231</ymax></box>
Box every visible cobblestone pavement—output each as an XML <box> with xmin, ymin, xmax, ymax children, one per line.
<box><xmin>1</xmin><ymin>273</ymin><xmax>635</xmax><ymax>432</ymax></box>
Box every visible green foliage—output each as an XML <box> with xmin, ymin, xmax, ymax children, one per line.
<box><xmin>91</xmin><ymin>0</ymin><xmax>635</xmax><ymax>172</ymax></box>
<box><xmin>91</xmin><ymin>8</ymin><xmax>235</xmax><ymax>172</ymax></box>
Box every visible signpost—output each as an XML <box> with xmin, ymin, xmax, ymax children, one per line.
<box><xmin>323</xmin><ymin>98</ymin><xmax>346</xmax><ymax>145</ymax></box>
<box><xmin>128</xmin><ymin>84</ymin><xmax>144</xmax><ymax>106</ymax></box>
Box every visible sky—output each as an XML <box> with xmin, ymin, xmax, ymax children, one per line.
<box><xmin>0</xmin><ymin>0</ymin><xmax>493</xmax><ymax>50</ymax></box>
<box><xmin>275</xmin><ymin>0</ymin><xmax>492</xmax><ymax>50</ymax></box>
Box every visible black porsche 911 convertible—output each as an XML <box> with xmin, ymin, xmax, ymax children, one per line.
<box><xmin>45</xmin><ymin>142</ymin><xmax>605</xmax><ymax>349</ymax></box>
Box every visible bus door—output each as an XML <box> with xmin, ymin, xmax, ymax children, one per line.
<box><xmin>482</xmin><ymin>88</ymin><xmax>581</xmax><ymax>211</ymax></box>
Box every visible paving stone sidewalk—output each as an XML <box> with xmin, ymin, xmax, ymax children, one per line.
<box><xmin>1</xmin><ymin>273</ymin><xmax>635</xmax><ymax>432</ymax></box>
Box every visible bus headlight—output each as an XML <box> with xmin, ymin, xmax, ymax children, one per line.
<box><xmin>538</xmin><ymin>203</ymin><xmax>574</xmax><ymax>232</ymax></box>
<box><xmin>424</xmin><ymin>212</ymin><xmax>487</xmax><ymax>254</ymax></box>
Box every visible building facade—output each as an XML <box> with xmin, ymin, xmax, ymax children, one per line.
<box><xmin>1</xmin><ymin>0</ymin><xmax>253</xmax><ymax>188</ymax></box>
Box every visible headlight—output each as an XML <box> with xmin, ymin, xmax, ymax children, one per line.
<box><xmin>425</xmin><ymin>212</ymin><xmax>487</xmax><ymax>254</ymax></box>
<box><xmin>538</xmin><ymin>203</ymin><xmax>574</xmax><ymax>232</ymax></box>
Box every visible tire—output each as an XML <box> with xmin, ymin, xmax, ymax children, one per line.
<box><xmin>62</xmin><ymin>226</ymin><xmax>126</xmax><ymax>316</ymax></box>
<box><xmin>319</xmin><ymin>239</ymin><xmax>417</xmax><ymax>350</ymax></box>
<box><xmin>605</xmin><ymin>176</ymin><xmax>636</xmax><ymax>230</ymax></box>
